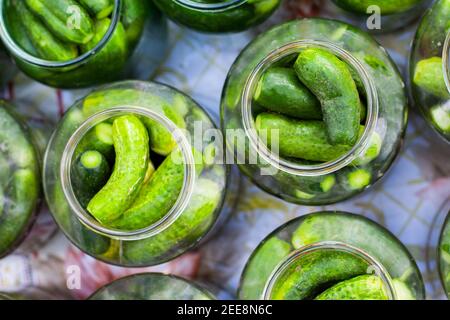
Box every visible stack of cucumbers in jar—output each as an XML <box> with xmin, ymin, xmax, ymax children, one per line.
<box><xmin>254</xmin><ymin>47</ymin><xmax>380</xmax><ymax>197</ymax></box>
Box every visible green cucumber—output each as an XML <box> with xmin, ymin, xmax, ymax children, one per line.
<box><xmin>122</xmin><ymin>178</ymin><xmax>220</xmax><ymax>263</ymax></box>
<box><xmin>254</xmin><ymin>67</ymin><xmax>322</xmax><ymax>120</ymax></box>
<box><xmin>333</xmin><ymin>0</ymin><xmax>423</xmax><ymax>15</ymax></box>
<box><xmin>87</xmin><ymin>115</ymin><xmax>149</xmax><ymax>225</ymax></box>
<box><xmin>294</xmin><ymin>48</ymin><xmax>361</xmax><ymax>145</ymax></box>
<box><xmin>71</xmin><ymin>150</ymin><xmax>111</xmax><ymax>208</ymax></box>
<box><xmin>352</xmin><ymin>131</ymin><xmax>382</xmax><ymax>166</ymax></box>
<box><xmin>122</xmin><ymin>0</ymin><xmax>148</xmax><ymax>49</ymax></box>
<box><xmin>0</xmin><ymin>169</ymin><xmax>39</xmax><ymax>254</ymax></box>
<box><xmin>75</xmin><ymin>122</ymin><xmax>114</xmax><ymax>160</ymax></box>
<box><xmin>271</xmin><ymin>250</ymin><xmax>368</xmax><ymax>300</ymax></box>
<box><xmin>339</xmin><ymin>167</ymin><xmax>372</xmax><ymax>191</ymax></box>
<box><xmin>25</xmin><ymin>0</ymin><xmax>94</xmax><ymax>44</ymax></box>
<box><xmin>13</xmin><ymin>0</ymin><xmax>78</xmax><ymax>61</ymax></box>
<box><xmin>240</xmin><ymin>237</ymin><xmax>292</xmax><ymax>300</ymax></box>
<box><xmin>430</xmin><ymin>104</ymin><xmax>450</xmax><ymax>133</ymax></box>
<box><xmin>414</xmin><ymin>57</ymin><xmax>450</xmax><ymax>99</ymax></box>
<box><xmin>0</xmin><ymin>154</ymin><xmax>11</xmax><ymax>187</ymax></box>
<box><xmin>315</xmin><ymin>275</ymin><xmax>388</xmax><ymax>300</ymax></box>
<box><xmin>79</xmin><ymin>0</ymin><xmax>114</xmax><ymax>19</ymax></box>
<box><xmin>393</xmin><ymin>279</ymin><xmax>415</xmax><ymax>300</ymax></box>
<box><xmin>256</xmin><ymin>112</ymin><xmax>362</xmax><ymax>162</ymax></box>
<box><xmin>5</xmin><ymin>1</ymin><xmax>38</xmax><ymax>56</ymax></box>
<box><xmin>81</xmin><ymin>18</ymin><xmax>128</xmax><ymax>57</ymax></box>
<box><xmin>112</xmin><ymin>148</ymin><xmax>203</xmax><ymax>230</ymax></box>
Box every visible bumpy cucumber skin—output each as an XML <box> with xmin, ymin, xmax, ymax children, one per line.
<box><xmin>271</xmin><ymin>250</ymin><xmax>368</xmax><ymax>300</ymax></box>
<box><xmin>79</xmin><ymin>0</ymin><xmax>114</xmax><ymax>19</ymax></box>
<box><xmin>111</xmin><ymin>148</ymin><xmax>195</xmax><ymax>230</ymax></box>
<box><xmin>122</xmin><ymin>178</ymin><xmax>220</xmax><ymax>264</ymax></box>
<box><xmin>75</xmin><ymin>122</ymin><xmax>114</xmax><ymax>160</ymax></box>
<box><xmin>25</xmin><ymin>0</ymin><xmax>94</xmax><ymax>44</ymax></box>
<box><xmin>6</xmin><ymin>2</ymin><xmax>38</xmax><ymax>56</ymax></box>
<box><xmin>254</xmin><ymin>67</ymin><xmax>322</xmax><ymax>120</ymax></box>
<box><xmin>414</xmin><ymin>57</ymin><xmax>450</xmax><ymax>99</ymax></box>
<box><xmin>315</xmin><ymin>275</ymin><xmax>388</xmax><ymax>300</ymax></box>
<box><xmin>294</xmin><ymin>48</ymin><xmax>361</xmax><ymax>145</ymax></box>
<box><xmin>256</xmin><ymin>112</ymin><xmax>360</xmax><ymax>162</ymax></box>
<box><xmin>240</xmin><ymin>237</ymin><xmax>291</xmax><ymax>300</ymax></box>
<box><xmin>12</xmin><ymin>0</ymin><xmax>78</xmax><ymax>61</ymax></box>
<box><xmin>71</xmin><ymin>151</ymin><xmax>111</xmax><ymax>208</ymax></box>
<box><xmin>87</xmin><ymin>115</ymin><xmax>149</xmax><ymax>225</ymax></box>
<box><xmin>333</xmin><ymin>0</ymin><xmax>423</xmax><ymax>15</ymax></box>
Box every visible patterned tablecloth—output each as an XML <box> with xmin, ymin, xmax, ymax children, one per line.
<box><xmin>0</xmin><ymin>0</ymin><xmax>449</xmax><ymax>300</ymax></box>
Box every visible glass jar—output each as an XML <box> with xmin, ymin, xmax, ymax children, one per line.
<box><xmin>153</xmin><ymin>0</ymin><xmax>280</xmax><ymax>33</ymax></box>
<box><xmin>0</xmin><ymin>0</ymin><xmax>167</xmax><ymax>89</ymax></box>
<box><xmin>89</xmin><ymin>273</ymin><xmax>215</xmax><ymax>300</ymax></box>
<box><xmin>439</xmin><ymin>204</ymin><xmax>450</xmax><ymax>298</ymax></box>
<box><xmin>239</xmin><ymin>211</ymin><xmax>425</xmax><ymax>300</ymax></box>
<box><xmin>0</xmin><ymin>43</ymin><xmax>16</xmax><ymax>87</ymax></box>
<box><xmin>410</xmin><ymin>0</ymin><xmax>450</xmax><ymax>142</ymax></box>
<box><xmin>43</xmin><ymin>80</ymin><xmax>236</xmax><ymax>267</ymax></box>
<box><xmin>332</xmin><ymin>0</ymin><xmax>431</xmax><ymax>33</ymax></box>
<box><xmin>221</xmin><ymin>18</ymin><xmax>407</xmax><ymax>205</ymax></box>
<box><xmin>0</xmin><ymin>100</ymin><xmax>41</xmax><ymax>258</ymax></box>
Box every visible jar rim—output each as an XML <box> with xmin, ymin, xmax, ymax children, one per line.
<box><xmin>59</xmin><ymin>106</ymin><xmax>196</xmax><ymax>241</ymax></box>
<box><xmin>174</xmin><ymin>0</ymin><xmax>246</xmax><ymax>11</ymax></box>
<box><xmin>0</xmin><ymin>0</ymin><xmax>121</xmax><ymax>68</ymax></box>
<box><xmin>241</xmin><ymin>40</ymin><xmax>379</xmax><ymax>177</ymax></box>
<box><xmin>262</xmin><ymin>241</ymin><xmax>397</xmax><ymax>300</ymax></box>
<box><xmin>443</xmin><ymin>30</ymin><xmax>450</xmax><ymax>94</ymax></box>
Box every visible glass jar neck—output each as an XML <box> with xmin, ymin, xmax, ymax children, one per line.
<box><xmin>443</xmin><ymin>30</ymin><xmax>450</xmax><ymax>94</ymax></box>
<box><xmin>262</xmin><ymin>241</ymin><xmax>396</xmax><ymax>300</ymax></box>
<box><xmin>0</xmin><ymin>0</ymin><xmax>121</xmax><ymax>68</ymax></box>
<box><xmin>174</xmin><ymin>0</ymin><xmax>246</xmax><ymax>10</ymax></box>
<box><xmin>60</xmin><ymin>106</ymin><xmax>195</xmax><ymax>241</ymax></box>
<box><xmin>242</xmin><ymin>40</ymin><xmax>379</xmax><ymax>177</ymax></box>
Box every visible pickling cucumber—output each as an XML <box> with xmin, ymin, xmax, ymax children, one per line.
<box><xmin>254</xmin><ymin>67</ymin><xmax>322</xmax><ymax>120</ymax></box>
<box><xmin>112</xmin><ymin>148</ymin><xmax>203</xmax><ymax>230</ymax></box>
<box><xmin>271</xmin><ymin>250</ymin><xmax>368</xmax><ymax>300</ymax></box>
<box><xmin>71</xmin><ymin>150</ymin><xmax>111</xmax><ymax>208</ymax></box>
<box><xmin>122</xmin><ymin>178</ymin><xmax>220</xmax><ymax>263</ymax></box>
<box><xmin>6</xmin><ymin>1</ymin><xmax>38</xmax><ymax>56</ymax></box>
<box><xmin>352</xmin><ymin>131</ymin><xmax>382</xmax><ymax>166</ymax></box>
<box><xmin>87</xmin><ymin>115</ymin><xmax>149</xmax><ymax>224</ymax></box>
<box><xmin>13</xmin><ymin>0</ymin><xmax>78</xmax><ymax>61</ymax></box>
<box><xmin>122</xmin><ymin>0</ymin><xmax>148</xmax><ymax>49</ymax></box>
<box><xmin>315</xmin><ymin>275</ymin><xmax>388</xmax><ymax>300</ymax></box>
<box><xmin>75</xmin><ymin>122</ymin><xmax>114</xmax><ymax>160</ymax></box>
<box><xmin>414</xmin><ymin>57</ymin><xmax>450</xmax><ymax>99</ymax></box>
<box><xmin>430</xmin><ymin>104</ymin><xmax>450</xmax><ymax>133</ymax></box>
<box><xmin>240</xmin><ymin>237</ymin><xmax>292</xmax><ymax>300</ymax></box>
<box><xmin>25</xmin><ymin>0</ymin><xmax>94</xmax><ymax>45</ymax></box>
<box><xmin>79</xmin><ymin>0</ymin><xmax>114</xmax><ymax>19</ymax></box>
<box><xmin>256</xmin><ymin>112</ymin><xmax>362</xmax><ymax>162</ymax></box>
<box><xmin>333</xmin><ymin>0</ymin><xmax>423</xmax><ymax>15</ymax></box>
<box><xmin>294</xmin><ymin>48</ymin><xmax>361</xmax><ymax>145</ymax></box>
<box><xmin>339</xmin><ymin>167</ymin><xmax>372</xmax><ymax>191</ymax></box>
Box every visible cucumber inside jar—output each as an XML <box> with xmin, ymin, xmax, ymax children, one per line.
<box><xmin>44</xmin><ymin>81</ymin><xmax>227</xmax><ymax>267</ymax></box>
<box><xmin>152</xmin><ymin>0</ymin><xmax>281</xmax><ymax>33</ymax></box>
<box><xmin>238</xmin><ymin>212</ymin><xmax>425</xmax><ymax>300</ymax></box>
<box><xmin>439</xmin><ymin>212</ymin><xmax>450</xmax><ymax>298</ymax></box>
<box><xmin>0</xmin><ymin>100</ymin><xmax>41</xmax><ymax>258</ymax></box>
<box><xmin>0</xmin><ymin>0</ymin><xmax>159</xmax><ymax>88</ymax></box>
<box><xmin>410</xmin><ymin>0</ymin><xmax>450</xmax><ymax>142</ymax></box>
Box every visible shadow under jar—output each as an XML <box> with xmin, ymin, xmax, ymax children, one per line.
<box><xmin>238</xmin><ymin>211</ymin><xmax>425</xmax><ymax>300</ymax></box>
<box><xmin>153</xmin><ymin>0</ymin><xmax>280</xmax><ymax>33</ymax></box>
<box><xmin>0</xmin><ymin>0</ymin><xmax>167</xmax><ymax>88</ymax></box>
<box><xmin>332</xmin><ymin>0</ymin><xmax>431</xmax><ymax>33</ymax></box>
<box><xmin>89</xmin><ymin>273</ymin><xmax>215</xmax><ymax>300</ymax></box>
<box><xmin>410</xmin><ymin>0</ymin><xmax>450</xmax><ymax>143</ymax></box>
<box><xmin>43</xmin><ymin>81</ymin><xmax>235</xmax><ymax>267</ymax></box>
<box><xmin>221</xmin><ymin>18</ymin><xmax>408</xmax><ymax>205</ymax></box>
<box><xmin>0</xmin><ymin>100</ymin><xmax>41</xmax><ymax>259</ymax></box>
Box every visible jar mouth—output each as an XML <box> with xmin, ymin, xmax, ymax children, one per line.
<box><xmin>443</xmin><ymin>30</ymin><xmax>450</xmax><ymax>94</ymax></box>
<box><xmin>262</xmin><ymin>241</ymin><xmax>397</xmax><ymax>300</ymax></box>
<box><xmin>241</xmin><ymin>40</ymin><xmax>379</xmax><ymax>177</ymax></box>
<box><xmin>0</xmin><ymin>0</ymin><xmax>121</xmax><ymax>68</ymax></box>
<box><xmin>59</xmin><ymin>106</ymin><xmax>196</xmax><ymax>241</ymax></box>
<box><xmin>174</xmin><ymin>0</ymin><xmax>246</xmax><ymax>10</ymax></box>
